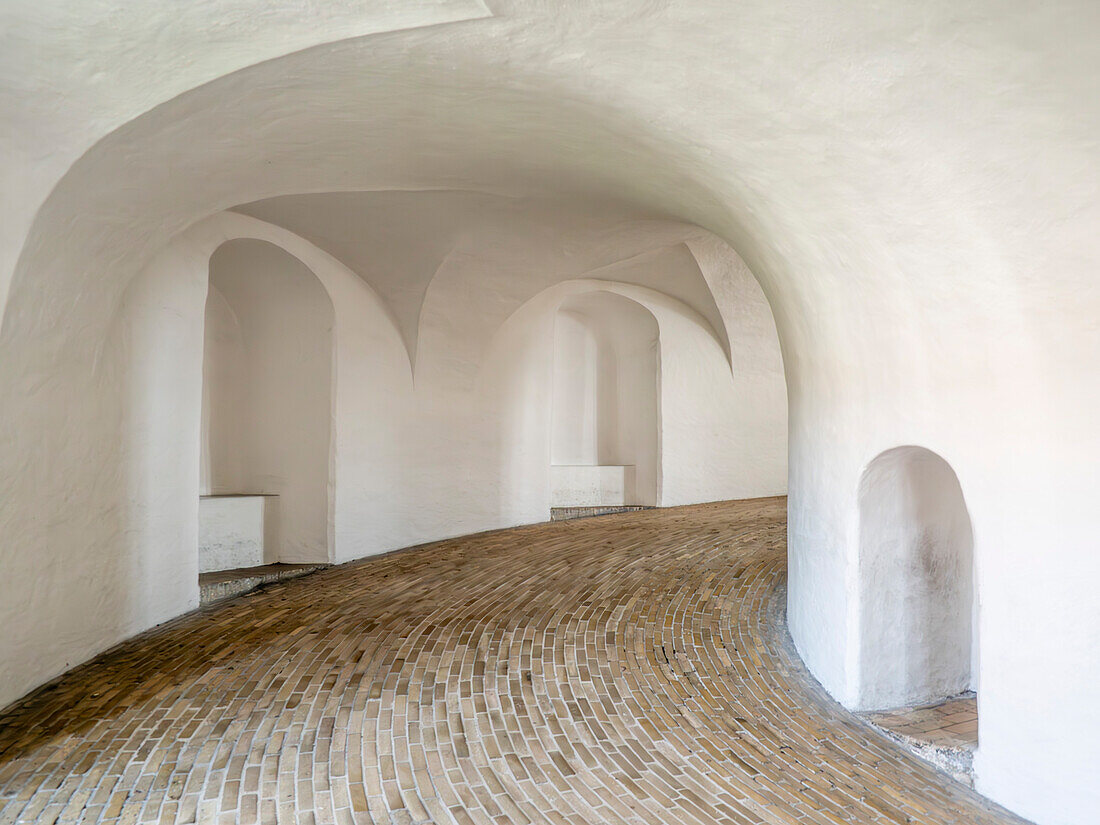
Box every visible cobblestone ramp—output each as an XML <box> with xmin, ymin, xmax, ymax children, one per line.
<box><xmin>0</xmin><ymin>498</ymin><xmax>1028</xmax><ymax>824</ymax></box>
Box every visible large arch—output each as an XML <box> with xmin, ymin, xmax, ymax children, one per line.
<box><xmin>483</xmin><ymin>278</ymin><xmax>787</xmax><ymax>512</ymax></box>
<box><xmin>0</xmin><ymin>5</ymin><xmax>1097</xmax><ymax>823</ymax></box>
<box><xmin>0</xmin><ymin>209</ymin><xmax>409</xmax><ymax>704</ymax></box>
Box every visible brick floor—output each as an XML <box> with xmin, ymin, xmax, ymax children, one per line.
<box><xmin>0</xmin><ymin>497</ymin><xmax>1028</xmax><ymax>824</ymax></box>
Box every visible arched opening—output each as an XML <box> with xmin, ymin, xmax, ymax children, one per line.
<box><xmin>549</xmin><ymin>291</ymin><xmax>659</xmax><ymax>512</ymax></box>
<box><xmin>857</xmin><ymin>446</ymin><xmax>975</xmax><ymax>712</ymax></box>
<box><xmin>198</xmin><ymin>239</ymin><xmax>334</xmax><ymax>573</ymax></box>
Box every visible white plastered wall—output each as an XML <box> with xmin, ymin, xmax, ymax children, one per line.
<box><xmin>551</xmin><ymin>311</ymin><xmax>599</xmax><ymax>466</ymax></box>
<box><xmin>1</xmin><ymin>4</ymin><xmax>1097</xmax><ymax>822</ymax></box>
<box><xmin>200</xmin><ymin>284</ymin><xmax>247</xmax><ymax>495</ymax></box>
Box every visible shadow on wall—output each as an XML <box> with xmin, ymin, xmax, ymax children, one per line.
<box><xmin>857</xmin><ymin>446</ymin><xmax>975</xmax><ymax>712</ymax></box>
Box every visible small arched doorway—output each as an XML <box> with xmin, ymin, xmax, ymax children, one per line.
<box><xmin>199</xmin><ymin>239</ymin><xmax>334</xmax><ymax>573</ymax></box>
<box><xmin>549</xmin><ymin>291</ymin><xmax>659</xmax><ymax>512</ymax></box>
<box><xmin>857</xmin><ymin>446</ymin><xmax>975</xmax><ymax>711</ymax></box>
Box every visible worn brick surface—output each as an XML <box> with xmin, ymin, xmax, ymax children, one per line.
<box><xmin>0</xmin><ymin>498</ymin><xmax>1027</xmax><ymax>824</ymax></box>
<box><xmin>199</xmin><ymin>563</ymin><xmax>330</xmax><ymax>606</ymax></box>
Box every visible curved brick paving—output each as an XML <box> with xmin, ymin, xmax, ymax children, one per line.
<box><xmin>0</xmin><ymin>498</ymin><xmax>1028</xmax><ymax>824</ymax></box>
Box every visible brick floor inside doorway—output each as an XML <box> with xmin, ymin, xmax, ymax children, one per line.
<box><xmin>863</xmin><ymin>693</ymin><xmax>979</xmax><ymax>786</ymax></box>
<box><xmin>0</xmin><ymin>498</ymin><xmax>1028</xmax><ymax>824</ymax></box>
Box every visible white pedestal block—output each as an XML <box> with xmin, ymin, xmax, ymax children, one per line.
<box><xmin>550</xmin><ymin>465</ymin><xmax>636</xmax><ymax>507</ymax></box>
<box><xmin>198</xmin><ymin>495</ymin><xmax>277</xmax><ymax>573</ymax></box>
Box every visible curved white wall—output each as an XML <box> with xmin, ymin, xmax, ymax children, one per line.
<box><xmin>1</xmin><ymin>4</ymin><xmax>1097</xmax><ymax>823</ymax></box>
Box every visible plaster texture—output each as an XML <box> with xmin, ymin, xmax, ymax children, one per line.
<box><xmin>1</xmin><ymin>3</ymin><xmax>1097</xmax><ymax>823</ymax></box>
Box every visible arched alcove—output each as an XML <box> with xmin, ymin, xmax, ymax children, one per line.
<box><xmin>857</xmin><ymin>446</ymin><xmax>975</xmax><ymax>711</ymax></box>
<box><xmin>550</xmin><ymin>291</ymin><xmax>659</xmax><ymax>509</ymax></box>
<box><xmin>199</xmin><ymin>239</ymin><xmax>334</xmax><ymax>570</ymax></box>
